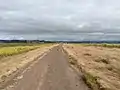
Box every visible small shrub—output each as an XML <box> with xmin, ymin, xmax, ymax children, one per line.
<box><xmin>107</xmin><ymin>66</ymin><xmax>113</xmax><ymax>71</ymax></box>
<box><xmin>95</xmin><ymin>57</ymin><xmax>109</xmax><ymax>64</ymax></box>
<box><xmin>1</xmin><ymin>75</ymin><xmax>7</xmax><ymax>81</ymax></box>
<box><xmin>83</xmin><ymin>72</ymin><xmax>99</xmax><ymax>90</ymax></box>
<box><xmin>84</xmin><ymin>53</ymin><xmax>92</xmax><ymax>56</ymax></box>
<box><xmin>69</xmin><ymin>55</ymin><xmax>77</xmax><ymax>65</ymax></box>
<box><xmin>101</xmin><ymin>58</ymin><xmax>109</xmax><ymax>64</ymax></box>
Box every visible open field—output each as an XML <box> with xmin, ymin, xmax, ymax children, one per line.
<box><xmin>0</xmin><ymin>43</ymin><xmax>55</xmax><ymax>87</ymax></box>
<box><xmin>0</xmin><ymin>43</ymin><xmax>53</xmax><ymax>57</ymax></box>
<box><xmin>75</xmin><ymin>43</ymin><xmax>120</xmax><ymax>48</ymax></box>
<box><xmin>63</xmin><ymin>44</ymin><xmax>120</xmax><ymax>90</ymax></box>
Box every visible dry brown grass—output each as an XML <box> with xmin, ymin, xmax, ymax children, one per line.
<box><xmin>63</xmin><ymin>44</ymin><xmax>120</xmax><ymax>90</ymax></box>
<box><xmin>0</xmin><ymin>44</ymin><xmax>56</xmax><ymax>85</ymax></box>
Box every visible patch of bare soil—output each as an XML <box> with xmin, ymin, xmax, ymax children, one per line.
<box><xmin>0</xmin><ymin>45</ymin><xmax>55</xmax><ymax>88</ymax></box>
<box><xmin>63</xmin><ymin>44</ymin><xmax>120</xmax><ymax>90</ymax></box>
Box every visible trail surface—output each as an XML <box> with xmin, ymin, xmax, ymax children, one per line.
<box><xmin>7</xmin><ymin>45</ymin><xmax>89</xmax><ymax>90</ymax></box>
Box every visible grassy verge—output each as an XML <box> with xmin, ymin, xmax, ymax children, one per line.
<box><xmin>83</xmin><ymin>72</ymin><xmax>99</xmax><ymax>90</ymax></box>
<box><xmin>63</xmin><ymin>47</ymin><xmax>101</xmax><ymax>90</ymax></box>
<box><xmin>68</xmin><ymin>55</ymin><xmax>101</xmax><ymax>90</ymax></box>
<box><xmin>63</xmin><ymin>44</ymin><xmax>120</xmax><ymax>90</ymax></box>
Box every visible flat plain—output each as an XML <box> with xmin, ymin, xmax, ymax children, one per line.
<box><xmin>1</xmin><ymin>43</ymin><xmax>120</xmax><ymax>90</ymax></box>
<box><xmin>63</xmin><ymin>44</ymin><xmax>120</xmax><ymax>90</ymax></box>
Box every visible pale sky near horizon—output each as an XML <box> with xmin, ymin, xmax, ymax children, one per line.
<box><xmin>0</xmin><ymin>0</ymin><xmax>120</xmax><ymax>40</ymax></box>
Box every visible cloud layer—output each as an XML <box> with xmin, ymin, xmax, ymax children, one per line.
<box><xmin>0</xmin><ymin>0</ymin><xmax>120</xmax><ymax>40</ymax></box>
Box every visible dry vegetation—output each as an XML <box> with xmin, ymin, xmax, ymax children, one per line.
<box><xmin>0</xmin><ymin>43</ymin><xmax>54</xmax><ymax>87</ymax></box>
<box><xmin>63</xmin><ymin>44</ymin><xmax>120</xmax><ymax>90</ymax></box>
<box><xmin>0</xmin><ymin>46</ymin><xmax>39</xmax><ymax>57</ymax></box>
<box><xmin>0</xmin><ymin>43</ymin><xmax>52</xmax><ymax>57</ymax></box>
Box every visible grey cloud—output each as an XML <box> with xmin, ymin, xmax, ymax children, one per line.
<box><xmin>0</xmin><ymin>0</ymin><xmax>120</xmax><ymax>40</ymax></box>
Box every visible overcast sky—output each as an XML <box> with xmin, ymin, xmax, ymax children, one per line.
<box><xmin>0</xmin><ymin>0</ymin><xmax>120</xmax><ymax>40</ymax></box>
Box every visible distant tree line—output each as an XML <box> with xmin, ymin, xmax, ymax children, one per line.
<box><xmin>0</xmin><ymin>40</ymin><xmax>120</xmax><ymax>44</ymax></box>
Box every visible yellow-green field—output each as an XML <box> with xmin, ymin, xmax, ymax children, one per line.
<box><xmin>0</xmin><ymin>43</ymin><xmax>53</xmax><ymax>57</ymax></box>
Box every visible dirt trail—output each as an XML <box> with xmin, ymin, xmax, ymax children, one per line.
<box><xmin>5</xmin><ymin>45</ymin><xmax>89</xmax><ymax>90</ymax></box>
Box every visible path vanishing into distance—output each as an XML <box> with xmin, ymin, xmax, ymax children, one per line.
<box><xmin>6</xmin><ymin>45</ymin><xmax>89</xmax><ymax>90</ymax></box>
